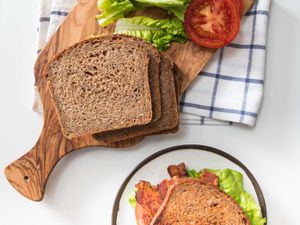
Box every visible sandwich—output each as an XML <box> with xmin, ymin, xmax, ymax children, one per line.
<box><xmin>129</xmin><ymin>163</ymin><xmax>266</xmax><ymax>225</ymax></box>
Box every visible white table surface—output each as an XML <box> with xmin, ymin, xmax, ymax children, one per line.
<box><xmin>0</xmin><ymin>1</ymin><xmax>299</xmax><ymax>225</ymax></box>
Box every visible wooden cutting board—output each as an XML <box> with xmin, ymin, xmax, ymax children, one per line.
<box><xmin>5</xmin><ymin>0</ymin><xmax>254</xmax><ymax>201</ymax></box>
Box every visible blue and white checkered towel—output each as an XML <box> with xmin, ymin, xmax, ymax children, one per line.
<box><xmin>33</xmin><ymin>0</ymin><xmax>271</xmax><ymax>127</ymax></box>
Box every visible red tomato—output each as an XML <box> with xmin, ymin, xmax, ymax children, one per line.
<box><xmin>233</xmin><ymin>0</ymin><xmax>244</xmax><ymax>15</ymax></box>
<box><xmin>184</xmin><ymin>0</ymin><xmax>241</xmax><ymax>48</ymax></box>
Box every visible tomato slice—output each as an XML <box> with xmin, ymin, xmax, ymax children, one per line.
<box><xmin>232</xmin><ymin>0</ymin><xmax>244</xmax><ymax>15</ymax></box>
<box><xmin>184</xmin><ymin>0</ymin><xmax>241</xmax><ymax>48</ymax></box>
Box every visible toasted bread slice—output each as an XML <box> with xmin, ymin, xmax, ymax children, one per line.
<box><xmin>151</xmin><ymin>178</ymin><xmax>251</xmax><ymax>225</ymax></box>
<box><xmin>44</xmin><ymin>36</ymin><xmax>152</xmax><ymax>139</ymax></box>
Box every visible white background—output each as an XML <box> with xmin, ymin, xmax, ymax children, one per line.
<box><xmin>0</xmin><ymin>0</ymin><xmax>299</xmax><ymax>224</ymax></box>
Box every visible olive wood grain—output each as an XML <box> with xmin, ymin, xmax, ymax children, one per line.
<box><xmin>5</xmin><ymin>0</ymin><xmax>254</xmax><ymax>201</ymax></box>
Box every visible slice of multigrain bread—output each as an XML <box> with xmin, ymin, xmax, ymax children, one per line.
<box><xmin>150</xmin><ymin>178</ymin><xmax>251</xmax><ymax>225</ymax></box>
<box><xmin>44</xmin><ymin>36</ymin><xmax>152</xmax><ymax>139</ymax></box>
<box><xmin>93</xmin><ymin>54</ymin><xmax>179</xmax><ymax>142</ymax></box>
<box><xmin>110</xmin><ymin>35</ymin><xmax>161</xmax><ymax>122</ymax></box>
<box><xmin>153</xmin><ymin>64</ymin><xmax>182</xmax><ymax>135</ymax></box>
<box><xmin>173</xmin><ymin>64</ymin><xmax>182</xmax><ymax>103</ymax></box>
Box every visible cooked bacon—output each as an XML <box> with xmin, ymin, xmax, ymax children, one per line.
<box><xmin>158</xmin><ymin>179</ymin><xmax>174</xmax><ymax>199</ymax></box>
<box><xmin>135</xmin><ymin>181</ymin><xmax>163</xmax><ymax>225</ymax></box>
<box><xmin>167</xmin><ymin>163</ymin><xmax>187</xmax><ymax>178</ymax></box>
<box><xmin>199</xmin><ymin>170</ymin><xmax>218</xmax><ymax>186</ymax></box>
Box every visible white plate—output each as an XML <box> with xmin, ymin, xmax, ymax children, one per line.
<box><xmin>112</xmin><ymin>145</ymin><xmax>267</xmax><ymax>225</ymax></box>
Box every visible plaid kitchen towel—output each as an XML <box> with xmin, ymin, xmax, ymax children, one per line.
<box><xmin>33</xmin><ymin>0</ymin><xmax>271</xmax><ymax>126</ymax></box>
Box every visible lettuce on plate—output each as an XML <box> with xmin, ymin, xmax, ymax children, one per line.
<box><xmin>96</xmin><ymin>0</ymin><xmax>137</xmax><ymax>26</ymax></box>
<box><xmin>128</xmin><ymin>188</ymin><xmax>137</xmax><ymax>208</ymax></box>
<box><xmin>206</xmin><ymin>169</ymin><xmax>267</xmax><ymax>225</ymax></box>
<box><xmin>114</xmin><ymin>16</ymin><xmax>186</xmax><ymax>51</ymax></box>
<box><xmin>186</xmin><ymin>169</ymin><xmax>200</xmax><ymax>178</ymax></box>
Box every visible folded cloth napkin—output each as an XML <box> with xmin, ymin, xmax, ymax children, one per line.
<box><xmin>33</xmin><ymin>0</ymin><xmax>271</xmax><ymax>127</ymax></box>
<box><xmin>33</xmin><ymin>0</ymin><xmax>78</xmax><ymax>114</ymax></box>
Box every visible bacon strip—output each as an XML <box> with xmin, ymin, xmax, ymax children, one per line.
<box><xmin>135</xmin><ymin>181</ymin><xmax>163</xmax><ymax>225</ymax></box>
<box><xmin>199</xmin><ymin>170</ymin><xmax>218</xmax><ymax>186</ymax></box>
<box><xmin>167</xmin><ymin>163</ymin><xmax>187</xmax><ymax>178</ymax></box>
<box><xmin>158</xmin><ymin>179</ymin><xmax>174</xmax><ymax>200</ymax></box>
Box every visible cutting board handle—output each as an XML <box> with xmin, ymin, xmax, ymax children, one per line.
<box><xmin>4</xmin><ymin>125</ymin><xmax>68</xmax><ymax>201</ymax></box>
<box><xmin>5</xmin><ymin>146</ymin><xmax>45</xmax><ymax>201</ymax></box>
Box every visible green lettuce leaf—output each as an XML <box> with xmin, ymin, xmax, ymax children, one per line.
<box><xmin>135</xmin><ymin>0</ymin><xmax>189</xmax><ymax>21</ymax></box>
<box><xmin>96</xmin><ymin>0</ymin><xmax>138</xmax><ymax>26</ymax></box>
<box><xmin>135</xmin><ymin>0</ymin><xmax>190</xmax><ymax>21</ymax></box>
<box><xmin>127</xmin><ymin>188</ymin><xmax>137</xmax><ymax>208</ymax></box>
<box><xmin>114</xmin><ymin>16</ymin><xmax>186</xmax><ymax>51</ymax></box>
<box><xmin>167</xmin><ymin>5</ymin><xmax>187</xmax><ymax>21</ymax></box>
<box><xmin>96</xmin><ymin>0</ymin><xmax>190</xmax><ymax>26</ymax></box>
<box><xmin>187</xmin><ymin>169</ymin><xmax>200</xmax><ymax>178</ymax></box>
<box><xmin>204</xmin><ymin>169</ymin><xmax>266</xmax><ymax>225</ymax></box>
<box><xmin>134</xmin><ymin>0</ymin><xmax>185</xmax><ymax>7</ymax></box>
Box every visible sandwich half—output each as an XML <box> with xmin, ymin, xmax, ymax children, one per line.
<box><xmin>150</xmin><ymin>178</ymin><xmax>250</xmax><ymax>225</ymax></box>
<box><xmin>131</xmin><ymin>163</ymin><xmax>266</xmax><ymax>225</ymax></box>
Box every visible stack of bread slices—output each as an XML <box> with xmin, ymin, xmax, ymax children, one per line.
<box><xmin>44</xmin><ymin>35</ymin><xmax>181</xmax><ymax>145</ymax></box>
